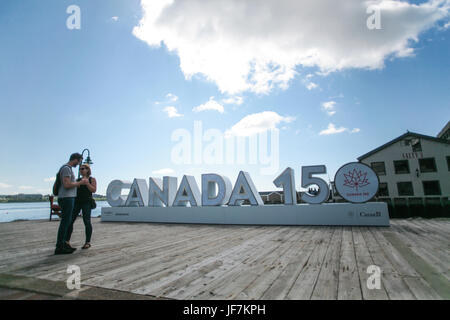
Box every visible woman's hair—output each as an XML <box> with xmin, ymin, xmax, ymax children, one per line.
<box><xmin>80</xmin><ymin>163</ymin><xmax>92</xmax><ymax>177</ymax></box>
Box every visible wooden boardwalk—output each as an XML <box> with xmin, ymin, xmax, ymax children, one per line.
<box><xmin>0</xmin><ymin>218</ymin><xmax>449</xmax><ymax>300</ymax></box>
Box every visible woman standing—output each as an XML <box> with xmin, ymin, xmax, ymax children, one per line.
<box><xmin>66</xmin><ymin>164</ymin><xmax>97</xmax><ymax>249</ymax></box>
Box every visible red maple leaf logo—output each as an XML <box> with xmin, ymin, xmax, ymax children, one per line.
<box><xmin>343</xmin><ymin>169</ymin><xmax>370</xmax><ymax>192</ymax></box>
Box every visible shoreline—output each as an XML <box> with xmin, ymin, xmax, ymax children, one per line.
<box><xmin>0</xmin><ymin>199</ymin><xmax>107</xmax><ymax>204</ymax></box>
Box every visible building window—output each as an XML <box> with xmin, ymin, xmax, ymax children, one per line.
<box><xmin>371</xmin><ymin>162</ymin><xmax>386</xmax><ymax>176</ymax></box>
<box><xmin>447</xmin><ymin>156</ymin><xmax>450</xmax><ymax>171</ymax></box>
<box><xmin>419</xmin><ymin>158</ymin><xmax>437</xmax><ymax>173</ymax></box>
<box><xmin>394</xmin><ymin>160</ymin><xmax>410</xmax><ymax>174</ymax></box>
<box><xmin>397</xmin><ymin>182</ymin><xmax>414</xmax><ymax>196</ymax></box>
<box><xmin>422</xmin><ymin>181</ymin><xmax>441</xmax><ymax>196</ymax></box>
<box><xmin>377</xmin><ymin>183</ymin><xmax>389</xmax><ymax>197</ymax></box>
<box><xmin>411</xmin><ymin>139</ymin><xmax>422</xmax><ymax>152</ymax></box>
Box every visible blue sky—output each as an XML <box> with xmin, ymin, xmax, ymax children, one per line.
<box><xmin>0</xmin><ymin>0</ymin><xmax>449</xmax><ymax>195</ymax></box>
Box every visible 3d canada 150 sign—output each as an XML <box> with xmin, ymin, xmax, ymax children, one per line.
<box><xmin>102</xmin><ymin>162</ymin><xmax>389</xmax><ymax>226</ymax></box>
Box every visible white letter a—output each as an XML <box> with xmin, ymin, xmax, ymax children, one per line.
<box><xmin>366</xmin><ymin>6</ymin><xmax>381</xmax><ymax>30</ymax></box>
<box><xmin>66</xmin><ymin>5</ymin><xmax>81</xmax><ymax>30</ymax></box>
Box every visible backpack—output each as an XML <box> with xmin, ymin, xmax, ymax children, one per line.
<box><xmin>52</xmin><ymin>165</ymin><xmax>71</xmax><ymax>196</ymax></box>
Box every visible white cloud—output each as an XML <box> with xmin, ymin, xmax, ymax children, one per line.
<box><xmin>164</xmin><ymin>106</ymin><xmax>183</xmax><ymax>118</ymax></box>
<box><xmin>193</xmin><ymin>97</ymin><xmax>225</xmax><ymax>113</ymax></box>
<box><xmin>303</xmin><ymin>74</ymin><xmax>319</xmax><ymax>90</ymax></box>
<box><xmin>319</xmin><ymin>123</ymin><xmax>361</xmax><ymax>135</ymax></box>
<box><xmin>222</xmin><ymin>96</ymin><xmax>244</xmax><ymax>105</ymax></box>
<box><xmin>155</xmin><ymin>93</ymin><xmax>179</xmax><ymax>105</ymax></box>
<box><xmin>166</xmin><ymin>93</ymin><xmax>178</xmax><ymax>102</ymax></box>
<box><xmin>322</xmin><ymin>101</ymin><xmax>337</xmax><ymax>116</ymax></box>
<box><xmin>0</xmin><ymin>182</ymin><xmax>12</xmax><ymax>188</ymax></box>
<box><xmin>306</xmin><ymin>82</ymin><xmax>318</xmax><ymax>90</ymax></box>
<box><xmin>225</xmin><ymin>111</ymin><xmax>294</xmax><ymax>137</ymax></box>
<box><xmin>133</xmin><ymin>0</ymin><xmax>450</xmax><ymax>94</ymax></box>
<box><xmin>319</xmin><ymin>123</ymin><xmax>347</xmax><ymax>135</ymax></box>
<box><xmin>44</xmin><ymin>177</ymin><xmax>56</xmax><ymax>182</ymax></box>
<box><xmin>111</xmin><ymin>16</ymin><xmax>119</xmax><ymax>22</ymax></box>
<box><xmin>152</xmin><ymin>168</ymin><xmax>175</xmax><ymax>175</ymax></box>
<box><xmin>322</xmin><ymin>101</ymin><xmax>336</xmax><ymax>109</ymax></box>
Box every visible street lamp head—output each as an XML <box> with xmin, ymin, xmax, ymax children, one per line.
<box><xmin>78</xmin><ymin>148</ymin><xmax>93</xmax><ymax>178</ymax></box>
<box><xmin>84</xmin><ymin>155</ymin><xmax>93</xmax><ymax>165</ymax></box>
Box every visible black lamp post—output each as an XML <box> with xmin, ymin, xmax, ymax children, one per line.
<box><xmin>78</xmin><ymin>148</ymin><xmax>93</xmax><ymax>178</ymax></box>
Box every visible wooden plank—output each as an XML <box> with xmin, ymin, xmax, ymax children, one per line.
<box><xmin>45</xmin><ymin>225</ymin><xmax>269</xmax><ymax>285</ymax></box>
<box><xmin>402</xmin><ymin>277</ymin><xmax>442</xmax><ymax>300</ymax></box>
<box><xmin>399</xmin><ymin>220</ymin><xmax>450</xmax><ymax>258</ymax></box>
<box><xmin>167</xmin><ymin>227</ymin><xmax>291</xmax><ymax>299</ymax></box>
<box><xmin>413</xmin><ymin>218</ymin><xmax>450</xmax><ymax>235</ymax></box>
<box><xmin>382</xmin><ymin>231</ymin><xmax>450</xmax><ymax>300</ymax></box>
<box><xmin>369</xmin><ymin>227</ymin><xmax>419</xmax><ymax>277</ymax></box>
<box><xmin>7</xmin><ymin>222</ymin><xmax>232</xmax><ymax>278</ymax></box>
<box><xmin>400</xmin><ymin>219</ymin><xmax>450</xmax><ymax>245</ymax></box>
<box><xmin>310</xmin><ymin>227</ymin><xmax>343</xmax><ymax>299</ymax></box>
<box><xmin>191</xmin><ymin>227</ymin><xmax>303</xmax><ymax>299</ymax></box>
<box><xmin>368</xmin><ymin>228</ymin><xmax>442</xmax><ymax>301</ymax></box>
<box><xmin>0</xmin><ymin>218</ymin><xmax>448</xmax><ymax>300</ymax></box>
<box><xmin>98</xmin><ymin>226</ymin><xmax>275</xmax><ymax>292</ymax></box>
<box><xmin>388</xmin><ymin>224</ymin><xmax>450</xmax><ymax>280</ymax></box>
<box><xmin>284</xmin><ymin>227</ymin><xmax>336</xmax><ymax>300</ymax></box>
<box><xmin>0</xmin><ymin>221</ymin><xmax>211</xmax><ymax>269</ymax></box>
<box><xmin>361</xmin><ymin>227</ymin><xmax>415</xmax><ymax>299</ymax></box>
<box><xmin>1</xmin><ymin>222</ymin><xmax>246</xmax><ymax>279</ymax></box>
<box><xmin>236</xmin><ymin>227</ymin><xmax>321</xmax><ymax>300</ymax></box>
<box><xmin>352</xmin><ymin>227</ymin><xmax>389</xmax><ymax>300</ymax></box>
<box><xmin>337</xmin><ymin>227</ymin><xmax>362</xmax><ymax>300</ymax></box>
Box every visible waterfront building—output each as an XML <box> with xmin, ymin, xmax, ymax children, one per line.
<box><xmin>329</xmin><ymin>122</ymin><xmax>450</xmax><ymax>216</ymax></box>
<box><xmin>437</xmin><ymin>120</ymin><xmax>450</xmax><ymax>140</ymax></box>
<box><xmin>357</xmin><ymin>131</ymin><xmax>449</xmax><ymax>201</ymax></box>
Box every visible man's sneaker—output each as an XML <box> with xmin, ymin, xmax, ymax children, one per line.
<box><xmin>54</xmin><ymin>247</ymin><xmax>73</xmax><ymax>255</ymax></box>
<box><xmin>64</xmin><ymin>244</ymin><xmax>77</xmax><ymax>252</ymax></box>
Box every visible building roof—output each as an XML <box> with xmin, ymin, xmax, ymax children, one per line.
<box><xmin>437</xmin><ymin>120</ymin><xmax>450</xmax><ymax>139</ymax></box>
<box><xmin>259</xmin><ymin>191</ymin><xmax>284</xmax><ymax>196</ymax></box>
<box><xmin>357</xmin><ymin>131</ymin><xmax>450</xmax><ymax>161</ymax></box>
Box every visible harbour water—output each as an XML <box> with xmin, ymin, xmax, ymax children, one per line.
<box><xmin>0</xmin><ymin>201</ymin><xmax>109</xmax><ymax>223</ymax></box>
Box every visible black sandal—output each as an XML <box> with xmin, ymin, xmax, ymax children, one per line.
<box><xmin>82</xmin><ymin>243</ymin><xmax>91</xmax><ymax>249</ymax></box>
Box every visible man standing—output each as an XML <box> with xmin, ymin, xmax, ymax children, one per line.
<box><xmin>55</xmin><ymin>153</ymin><xmax>86</xmax><ymax>255</ymax></box>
